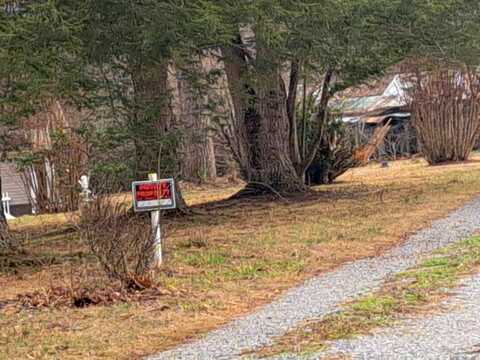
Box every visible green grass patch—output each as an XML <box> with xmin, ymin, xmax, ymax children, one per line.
<box><xmin>252</xmin><ymin>235</ymin><xmax>480</xmax><ymax>358</ymax></box>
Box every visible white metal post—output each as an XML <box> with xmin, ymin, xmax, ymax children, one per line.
<box><xmin>148</xmin><ymin>173</ymin><xmax>162</xmax><ymax>268</ymax></box>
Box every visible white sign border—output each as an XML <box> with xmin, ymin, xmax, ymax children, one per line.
<box><xmin>132</xmin><ymin>178</ymin><xmax>177</xmax><ymax>213</ymax></box>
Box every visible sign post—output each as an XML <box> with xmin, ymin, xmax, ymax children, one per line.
<box><xmin>148</xmin><ymin>173</ymin><xmax>162</xmax><ymax>268</ymax></box>
<box><xmin>132</xmin><ymin>175</ymin><xmax>176</xmax><ymax>269</ymax></box>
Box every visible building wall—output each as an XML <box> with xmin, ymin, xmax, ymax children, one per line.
<box><xmin>10</xmin><ymin>204</ymin><xmax>33</xmax><ymax>217</ymax></box>
<box><xmin>0</xmin><ymin>162</ymin><xmax>32</xmax><ymax>216</ymax></box>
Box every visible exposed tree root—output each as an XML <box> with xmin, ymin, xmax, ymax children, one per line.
<box><xmin>229</xmin><ymin>181</ymin><xmax>309</xmax><ymax>201</ymax></box>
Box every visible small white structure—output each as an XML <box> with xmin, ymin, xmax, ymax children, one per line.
<box><xmin>79</xmin><ymin>175</ymin><xmax>92</xmax><ymax>202</ymax></box>
<box><xmin>0</xmin><ymin>162</ymin><xmax>34</xmax><ymax>217</ymax></box>
<box><xmin>1</xmin><ymin>192</ymin><xmax>15</xmax><ymax>220</ymax></box>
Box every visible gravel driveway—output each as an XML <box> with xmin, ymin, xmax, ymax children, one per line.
<box><xmin>273</xmin><ymin>274</ymin><xmax>480</xmax><ymax>360</ymax></box>
<box><xmin>321</xmin><ymin>274</ymin><xmax>480</xmax><ymax>360</ymax></box>
<box><xmin>148</xmin><ymin>198</ymin><xmax>480</xmax><ymax>360</ymax></box>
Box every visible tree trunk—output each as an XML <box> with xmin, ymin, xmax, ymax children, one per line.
<box><xmin>222</xmin><ymin>36</ymin><xmax>306</xmax><ymax>196</ymax></box>
<box><xmin>130</xmin><ymin>63</ymin><xmax>190</xmax><ymax>213</ymax></box>
<box><xmin>0</xmin><ymin>175</ymin><xmax>6</xmax><ymax>223</ymax></box>
<box><xmin>0</xmin><ymin>175</ymin><xmax>13</xmax><ymax>252</ymax></box>
<box><xmin>221</xmin><ymin>44</ymin><xmax>251</xmax><ymax>180</ymax></box>
<box><xmin>131</xmin><ymin>62</ymin><xmax>174</xmax><ymax>180</ymax></box>
<box><xmin>287</xmin><ymin>59</ymin><xmax>301</xmax><ymax>169</ymax></box>
<box><xmin>170</xmin><ymin>61</ymin><xmax>217</xmax><ymax>183</ymax></box>
<box><xmin>172</xmin><ymin>180</ymin><xmax>190</xmax><ymax>215</ymax></box>
<box><xmin>247</xmin><ymin>74</ymin><xmax>306</xmax><ymax>194</ymax></box>
<box><xmin>300</xmin><ymin>69</ymin><xmax>334</xmax><ymax>179</ymax></box>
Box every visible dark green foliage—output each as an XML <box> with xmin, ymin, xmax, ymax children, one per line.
<box><xmin>384</xmin><ymin>0</ymin><xmax>480</xmax><ymax>66</ymax></box>
<box><xmin>1</xmin><ymin>0</ymin><xmax>480</xmax><ymax>193</ymax></box>
<box><xmin>0</xmin><ymin>1</ymin><xmax>91</xmax><ymax>122</ymax></box>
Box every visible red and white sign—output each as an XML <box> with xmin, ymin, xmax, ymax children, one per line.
<box><xmin>132</xmin><ymin>179</ymin><xmax>176</xmax><ymax>212</ymax></box>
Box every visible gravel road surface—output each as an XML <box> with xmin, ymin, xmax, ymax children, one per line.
<box><xmin>149</xmin><ymin>198</ymin><xmax>480</xmax><ymax>360</ymax></box>
<box><xmin>322</xmin><ymin>274</ymin><xmax>480</xmax><ymax>360</ymax></box>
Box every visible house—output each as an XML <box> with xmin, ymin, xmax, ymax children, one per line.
<box><xmin>331</xmin><ymin>73</ymin><xmax>417</xmax><ymax>158</ymax></box>
<box><xmin>0</xmin><ymin>162</ymin><xmax>33</xmax><ymax>218</ymax></box>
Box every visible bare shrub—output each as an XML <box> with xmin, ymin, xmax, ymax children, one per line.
<box><xmin>76</xmin><ymin>194</ymin><xmax>155</xmax><ymax>289</ymax></box>
<box><xmin>409</xmin><ymin>63</ymin><xmax>480</xmax><ymax>164</ymax></box>
<box><xmin>306</xmin><ymin>119</ymin><xmax>360</xmax><ymax>185</ymax></box>
<box><xmin>15</xmin><ymin>260</ymin><xmax>168</xmax><ymax>309</ymax></box>
<box><xmin>14</xmin><ymin>260</ymin><xmax>169</xmax><ymax>309</ymax></box>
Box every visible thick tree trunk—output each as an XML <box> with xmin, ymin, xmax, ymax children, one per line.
<box><xmin>220</xmin><ymin>44</ymin><xmax>251</xmax><ymax>180</ymax></box>
<box><xmin>131</xmin><ymin>62</ymin><xmax>175</xmax><ymax>179</ymax></box>
<box><xmin>170</xmin><ymin>61</ymin><xmax>217</xmax><ymax>183</ymax></box>
<box><xmin>131</xmin><ymin>63</ymin><xmax>190</xmax><ymax>213</ymax></box>
<box><xmin>246</xmin><ymin>74</ymin><xmax>306</xmax><ymax>194</ymax></box>
<box><xmin>223</xmin><ymin>39</ymin><xmax>306</xmax><ymax>196</ymax></box>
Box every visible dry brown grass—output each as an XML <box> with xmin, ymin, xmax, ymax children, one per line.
<box><xmin>2</xmin><ymin>157</ymin><xmax>480</xmax><ymax>359</ymax></box>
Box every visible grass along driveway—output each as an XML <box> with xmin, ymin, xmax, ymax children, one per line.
<box><xmin>2</xmin><ymin>158</ymin><xmax>480</xmax><ymax>359</ymax></box>
<box><xmin>251</xmin><ymin>235</ymin><xmax>480</xmax><ymax>358</ymax></box>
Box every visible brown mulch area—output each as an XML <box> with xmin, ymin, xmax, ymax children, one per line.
<box><xmin>13</xmin><ymin>285</ymin><xmax>172</xmax><ymax>310</ymax></box>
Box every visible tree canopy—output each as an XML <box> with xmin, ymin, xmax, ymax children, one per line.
<box><xmin>1</xmin><ymin>0</ymin><xmax>479</xmax><ymax>195</ymax></box>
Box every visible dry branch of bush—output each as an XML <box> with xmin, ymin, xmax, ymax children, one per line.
<box><xmin>307</xmin><ymin>119</ymin><xmax>361</xmax><ymax>185</ymax></box>
<box><xmin>409</xmin><ymin>63</ymin><xmax>480</xmax><ymax>164</ymax></box>
<box><xmin>75</xmin><ymin>194</ymin><xmax>156</xmax><ymax>290</ymax></box>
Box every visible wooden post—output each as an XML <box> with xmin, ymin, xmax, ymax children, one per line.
<box><xmin>148</xmin><ymin>173</ymin><xmax>162</xmax><ymax>268</ymax></box>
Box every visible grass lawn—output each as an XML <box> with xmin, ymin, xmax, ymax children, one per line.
<box><xmin>2</xmin><ymin>157</ymin><xmax>480</xmax><ymax>359</ymax></box>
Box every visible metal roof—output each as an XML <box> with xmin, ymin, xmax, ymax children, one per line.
<box><xmin>361</xmin><ymin>112</ymin><xmax>411</xmax><ymax>125</ymax></box>
<box><xmin>332</xmin><ymin>95</ymin><xmax>407</xmax><ymax>116</ymax></box>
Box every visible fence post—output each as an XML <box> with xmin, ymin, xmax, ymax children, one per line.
<box><xmin>2</xmin><ymin>192</ymin><xmax>14</xmax><ymax>220</ymax></box>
